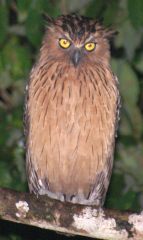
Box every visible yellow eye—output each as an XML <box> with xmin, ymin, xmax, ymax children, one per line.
<box><xmin>59</xmin><ymin>38</ymin><xmax>71</xmax><ymax>49</ymax></box>
<box><xmin>85</xmin><ymin>42</ymin><xmax>96</xmax><ymax>51</ymax></box>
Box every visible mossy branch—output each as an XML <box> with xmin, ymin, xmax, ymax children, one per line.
<box><xmin>0</xmin><ymin>187</ymin><xmax>143</xmax><ymax>240</ymax></box>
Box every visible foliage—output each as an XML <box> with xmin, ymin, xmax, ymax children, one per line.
<box><xmin>0</xmin><ymin>0</ymin><xmax>143</xmax><ymax>239</ymax></box>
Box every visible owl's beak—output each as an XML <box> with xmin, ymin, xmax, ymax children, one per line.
<box><xmin>71</xmin><ymin>49</ymin><xmax>81</xmax><ymax>67</ymax></box>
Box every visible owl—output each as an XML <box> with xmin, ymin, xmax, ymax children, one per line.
<box><xmin>25</xmin><ymin>14</ymin><xmax>120</xmax><ymax>206</ymax></box>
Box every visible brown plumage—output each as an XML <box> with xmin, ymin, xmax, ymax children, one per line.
<box><xmin>25</xmin><ymin>14</ymin><xmax>120</xmax><ymax>206</ymax></box>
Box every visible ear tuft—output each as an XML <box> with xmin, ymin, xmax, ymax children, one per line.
<box><xmin>42</xmin><ymin>13</ymin><xmax>54</xmax><ymax>25</ymax></box>
<box><xmin>103</xmin><ymin>28</ymin><xmax>118</xmax><ymax>40</ymax></box>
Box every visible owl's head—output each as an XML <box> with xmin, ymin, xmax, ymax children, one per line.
<box><xmin>40</xmin><ymin>14</ymin><xmax>115</xmax><ymax>68</ymax></box>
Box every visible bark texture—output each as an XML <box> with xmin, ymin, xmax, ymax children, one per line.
<box><xmin>0</xmin><ymin>187</ymin><xmax>143</xmax><ymax>240</ymax></box>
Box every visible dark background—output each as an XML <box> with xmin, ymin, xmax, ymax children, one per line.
<box><xmin>0</xmin><ymin>0</ymin><xmax>143</xmax><ymax>239</ymax></box>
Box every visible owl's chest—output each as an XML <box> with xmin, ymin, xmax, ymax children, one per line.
<box><xmin>29</xmin><ymin>70</ymin><xmax>118</xmax><ymax>162</ymax></box>
<box><xmin>44</xmin><ymin>76</ymin><xmax>95</xmax><ymax>120</ymax></box>
<box><xmin>30</xmin><ymin>68</ymin><xmax>117</xmax><ymax>132</ymax></box>
<box><xmin>37</xmin><ymin>75</ymin><xmax>114</xmax><ymax>129</ymax></box>
<box><xmin>44</xmin><ymin>72</ymin><xmax>114</xmax><ymax>114</ymax></box>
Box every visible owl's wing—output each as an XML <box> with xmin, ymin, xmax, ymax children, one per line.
<box><xmin>114</xmin><ymin>75</ymin><xmax>121</xmax><ymax>137</ymax></box>
<box><xmin>87</xmin><ymin>75</ymin><xmax>121</xmax><ymax>206</ymax></box>
<box><xmin>24</xmin><ymin>71</ymin><xmax>42</xmax><ymax>194</ymax></box>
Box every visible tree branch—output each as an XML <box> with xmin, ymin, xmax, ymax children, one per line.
<box><xmin>0</xmin><ymin>187</ymin><xmax>143</xmax><ymax>240</ymax></box>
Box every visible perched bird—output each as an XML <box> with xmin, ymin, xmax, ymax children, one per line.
<box><xmin>25</xmin><ymin>14</ymin><xmax>120</xmax><ymax>206</ymax></box>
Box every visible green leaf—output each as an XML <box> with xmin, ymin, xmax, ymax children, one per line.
<box><xmin>25</xmin><ymin>0</ymin><xmax>60</xmax><ymax>46</ymax></box>
<box><xmin>115</xmin><ymin>21</ymin><xmax>142</xmax><ymax>60</ymax></box>
<box><xmin>112</xmin><ymin>59</ymin><xmax>139</xmax><ymax>106</ymax></box>
<box><xmin>17</xmin><ymin>0</ymin><xmax>31</xmax><ymax>11</ymax></box>
<box><xmin>105</xmin><ymin>173</ymin><xmax>125</xmax><ymax>209</ymax></box>
<box><xmin>128</xmin><ymin>0</ymin><xmax>143</xmax><ymax>28</ymax></box>
<box><xmin>1</xmin><ymin>38</ymin><xmax>31</xmax><ymax>80</ymax></box>
<box><xmin>0</xmin><ymin>161</ymin><xmax>12</xmax><ymax>186</ymax></box>
<box><xmin>118</xmin><ymin>190</ymin><xmax>138</xmax><ymax>210</ymax></box>
<box><xmin>17</xmin><ymin>0</ymin><xmax>31</xmax><ymax>22</ymax></box>
<box><xmin>134</xmin><ymin>54</ymin><xmax>143</xmax><ymax>73</ymax></box>
<box><xmin>85</xmin><ymin>0</ymin><xmax>105</xmax><ymax>18</ymax></box>
<box><xmin>106</xmin><ymin>172</ymin><xmax>139</xmax><ymax>211</ymax></box>
<box><xmin>26</xmin><ymin>8</ymin><xmax>43</xmax><ymax>47</ymax></box>
<box><xmin>0</xmin><ymin>111</ymin><xmax>10</xmax><ymax>145</ymax></box>
<box><xmin>103</xmin><ymin>0</ymin><xmax>120</xmax><ymax>26</ymax></box>
<box><xmin>39</xmin><ymin>0</ymin><xmax>60</xmax><ymax>17</ymax></box>
<box><xmin>111</xmin><ymin>59</ymin><xmax>143</xmax><ymax>138</ymax></box>
<box><xmin>0</xmin><ymin>2</ymin><xmax>8</xmax><ymax>44</ymax></box>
